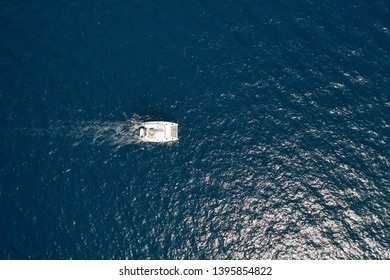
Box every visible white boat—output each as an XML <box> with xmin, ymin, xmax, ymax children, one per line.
<box><xmin>139</xmin><ymin>121</ymin><xmax>179</xmax><ymax>142</ymax></box>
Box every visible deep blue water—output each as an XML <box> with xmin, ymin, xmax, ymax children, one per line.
<box><xmin>0</xmin><ymin>0</ymin><xmax>389</xmax><ymax>259</ymax></box>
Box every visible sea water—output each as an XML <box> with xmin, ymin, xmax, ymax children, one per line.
<box><xmin>0</xmin><ymin>0</ymin><xmax>389</xmax><ymax>259</ymax></box>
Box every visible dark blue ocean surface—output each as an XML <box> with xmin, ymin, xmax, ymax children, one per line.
<box><xmin>0</xmin><ymin>0</ymin><xmax>389</xmax><ymax>259</ymax></box>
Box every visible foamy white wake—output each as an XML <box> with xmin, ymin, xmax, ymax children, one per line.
<box><xmin>71</xmin><ymin>117</ymin><xmax>144</xmax><ymax>149</ymax></box>
<box><xmin>6</xmin><ymin>115</ymin><xmax>153</xmax><ymax>149</ymax></box>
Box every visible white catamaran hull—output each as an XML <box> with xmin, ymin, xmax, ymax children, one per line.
<box><xmin>139</xmin><ymin>121</ymin><xmax>179</xmax><ymax>143</ymax></box>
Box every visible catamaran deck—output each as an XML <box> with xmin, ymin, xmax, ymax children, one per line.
<box><xmin>139</xmin><ymin>121</ymin><xmax>179</xmax><ymax>142</ymax></box>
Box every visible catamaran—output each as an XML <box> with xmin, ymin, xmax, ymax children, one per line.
<box><xmin>139</xmin><ymin>121</ymin><xmax>179</xmax><ymax>143</ymax></box>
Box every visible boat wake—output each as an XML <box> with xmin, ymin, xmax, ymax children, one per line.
<box><xmin>70</xmin><ymin>117</ymin><xmax>143</xmax><ymax>149</ymax></box>
<box><xmin>2</xmin><ymin>116</ymin><xmax>144</xmax><ymax>150</ymax></box>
